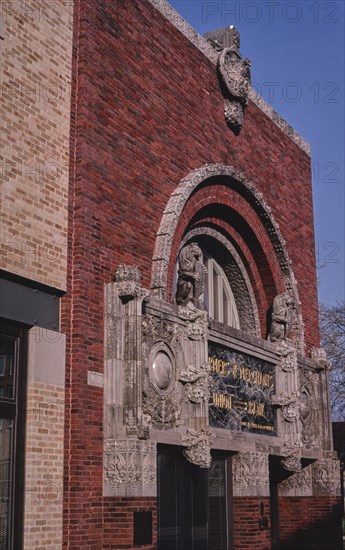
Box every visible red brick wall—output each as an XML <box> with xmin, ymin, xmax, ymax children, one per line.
<box><xmin>66</xmin><ymin>0</ymin><xmax>318</xmax><ymax>346</ymax></box>
<box><xmin>103</xmin><ymin>498</ymin><xmax>157</xmax><ymax>549</ymax></box>
<box><xmin>62</xmin><ymin>0</ymin><xmax>321</xmax><ymax>546</ymax></box>
<box><xmin>233</xmin><ymin>497</ymin><xmax>271</xmax><ymax>550</ymax></box>
<box><xmin>277</xmin><ymin>496</ymin><xmax>343</xmax><ymax>550</ymax></box>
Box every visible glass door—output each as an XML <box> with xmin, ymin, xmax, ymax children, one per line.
<box><xmin>157</xmin><ymin>448</ymin><xmax>230</xmax><ymax>550</ymax></box>
<box><xmin>208</xmin><ymin>458</ymin><xmax>229</xmax><ymax>550</ymax></box>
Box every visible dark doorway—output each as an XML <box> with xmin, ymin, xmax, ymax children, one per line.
<box><xmin>157</xmin><ymin>447</ymin><xmax>231</xmax><ymax>550</ymax></box>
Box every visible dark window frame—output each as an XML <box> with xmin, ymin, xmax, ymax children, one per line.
<box><xmin>0</xmin><ymin>320</ymin><xmax>28</xmax><ymax>550</ymax></box>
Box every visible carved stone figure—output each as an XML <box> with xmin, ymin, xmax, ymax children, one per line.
<box><xmin>175</xmin><ymin>243</ymin><xmax>205</xmax><ymax>308</ymax></box>
<box><xmin>268</xmin><ymin>292</ymin><xmax>294</xmax><ymax>342</ymax></box>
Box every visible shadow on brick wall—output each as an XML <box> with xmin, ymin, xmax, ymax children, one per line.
<box><xmin>273</xmin><ymin>503</ymin><xmax>343</xmax><ymax>550</ymax></box>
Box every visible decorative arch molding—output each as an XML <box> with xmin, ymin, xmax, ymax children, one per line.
<box><xmin>151</xmin><ymin>164</ymin><xmax>304</xmax><ymax>351</ymax></box>
<box><xmin>180</xmin><ymin>227</ymin><xmax>261</xmax><ymax>338</ymax></box>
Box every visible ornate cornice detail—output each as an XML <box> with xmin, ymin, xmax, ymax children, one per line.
<box><xmin>281</xmin><ymin>466</ymin><xmax>312</xmax><ymax>491</ymax></box>
<box><xmin>114</xmin><ymin>265</ymin><xmax>141</xmax><ymax>283</ymax></box>
<box><xmin>116</xmin><ymin>282</ymin><xmax>147</xmax><ymax>299</ymax></box>
<box><xmin>233</xmin><ymin>452</ymin><xmax>269</xmax><ymax>489</ymax></box>
<box><xmin>148</xmin><ymin>0</ymin><xmax>218</xmax><ymax>63</ymax></box>
<box><xmin>248</xmin><ymin>89</ymin><xmax>310</xmax><ymax>155</ymax></box>
<box><xmin>181</xmin><ymin>426</ymin><xmax>212</xmax><ymax>468</ymax></box>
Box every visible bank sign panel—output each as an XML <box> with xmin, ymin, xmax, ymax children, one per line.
<box><xmin>208</xmin><ymin>342</ymin><xmax>276</xmax><ymax>435</ymax></box>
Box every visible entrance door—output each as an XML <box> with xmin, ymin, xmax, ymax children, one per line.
<box><xmin>0</xmin><ymin>323</ymin><xmax>26</xmax><ymax>549</ymax></box>
<box><xmin>157</xmin><ymin>448</ymin><xmax>230</xmax><ymax>550</ymax></box>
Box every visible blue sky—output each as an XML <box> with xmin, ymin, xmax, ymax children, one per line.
<box><xmin>169</xmin><ymin>0</ymin><xmax>344</xmax><ymax>306</ymax></box>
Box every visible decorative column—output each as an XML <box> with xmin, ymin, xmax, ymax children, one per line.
<box><xmin>274</xmin><ymin>341</ymin><xmax>302</xmax><ymax>473</ymax></box>
<box><xmin>310</xmin><ymin>346</ymin><xmax>333</xmax><ymax>450</ymax></box>
<box><xmin>146</xmin><ymin>242</ymin><xmax>212</xmax><ymax>469</ymax></box>
<box><xmin>268</xmin><ymin>293</ymin><xmax>303</xmax><ymax>473</ymax></box>
<box><xmin>104</xmin><ymin>266</ymin><xmax>156</xmax><ymax>498</ymax></box>
<box><xmin>177</xmin><ymin>303</ymin><xmax>211</xmax><ymax>467</ymax></box>
<box><xmin>275</xmin><ymin>340</ymin><xmax>342</xmax><ymax>549</ymax></box>
<box><xmin>141</xmin><ymin>297</ymin><xmax>211</xmax><ymax>469</ymax></box>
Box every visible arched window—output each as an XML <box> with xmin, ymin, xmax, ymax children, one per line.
<box><xmin>173</xmin><ymin>244</ymin><xmax>241</xmax><ymax>330</ymax></box>
<box><xmin>204</xmin><ymin>255</ymin><xmax>241</xmax><ymax>329</ymax></box>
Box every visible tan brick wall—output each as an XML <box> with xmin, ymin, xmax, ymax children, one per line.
<box><xmin>24</xmin><ymin>382</ymin><xmax>65</xmax><ymax>549</ymax></box>
<box><xmin>0</xmin><ymin>0</ymin><xmax>73</xmax><ymax>291</ymax></box>
<box><xmin>24</xmin><ymin>327</ymin><xmax>66</xmax><ymax>549</ymax></box>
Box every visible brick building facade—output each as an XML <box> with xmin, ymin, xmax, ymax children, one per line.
<box><xmin>1</xmin><ymin>0</ymin><xmax>72</xmax><ymax>547</ymax></box>
<box><xmin>0</xmin><ymin>0</ymin><xmax>342</xmax><ymax>549</ymax></box>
